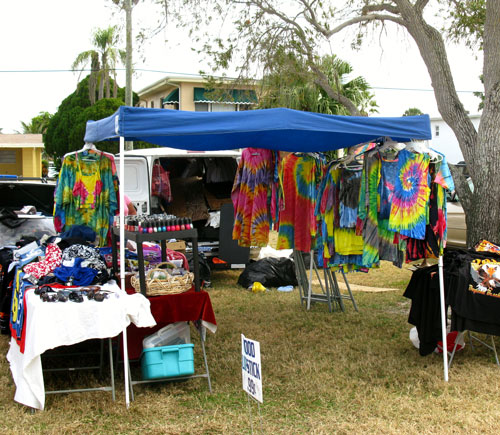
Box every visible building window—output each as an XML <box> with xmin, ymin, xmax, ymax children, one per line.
<box><xmin>0</xmin><ymin>150</ymin><xmax>16</xmax><ymax>164</ymax></box>
<box><xmin>211</xmin><ymin>103</ymin><xmax>235</xmax><ymax>112</ymax></box>
<box><xmin>195</xmin><ymin>103</ymin><xmax>209</xmax><ymax>112</ymax></box>
<box><xmin>435</xmin><ymin>125</ymin><xmax>440</xmax><ymax>137</ymax></box>
<box><xmin>237</xmin><ymin>104</ymin><xmax>252</xmax><ymax>111</ymax></box>
<box><xmin>163</xmin><ymin>103</ymin><xmax>179</xmax><ymax>110</ymax></box>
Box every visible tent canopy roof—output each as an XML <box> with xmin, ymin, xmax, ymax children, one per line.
<box><xmin>84</xmin><ymin>106</ymin><xmax>431</xmax><ymax>152</ymax></box>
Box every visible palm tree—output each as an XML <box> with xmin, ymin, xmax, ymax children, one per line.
<box><xmin>72</xmin><ymin>26</ymin><xmax>126</xmax><ymax>103</ymax></box>
<box><xmin>19</xmin><ymin>111</ymin><xmax>52</xmax><ymax>134</ymax></box>
<box><xmin>258</xmin><ymin>53</ymin><xmax>378</xmax><ymax>116</ymax></box>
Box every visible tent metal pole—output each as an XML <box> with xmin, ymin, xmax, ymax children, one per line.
<box><xmin>119</xmin><ymin>136</ymin><xmax>131</xmax><ymax>406</ymax></box>
<box><xmin>307</xmin><ymin>250</ymin><xmax>313</xmax><ymax>310</ymax></box>
<box><xmin>438</xmin><ymin>255</ymin><xmax>449</xmax><ymax>382</ymax></box>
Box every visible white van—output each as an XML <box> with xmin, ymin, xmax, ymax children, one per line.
<box><xmin>116</xmin><ymin>147</ymin><xmax>249</xmax><ymax>264</ymax></box>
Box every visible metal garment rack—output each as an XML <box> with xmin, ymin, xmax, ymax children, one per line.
<box><xmin>294</xmin><ymin>250</ymin><xmax>358</xmax><ymax>313</ymax></box>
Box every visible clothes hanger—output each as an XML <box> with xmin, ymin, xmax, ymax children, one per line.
<box><xmin>406</xmin><ymin>140</ymin><xmax>440</xmax><ymax>161</ymax></box>
<box><xmin>63</xmin><ymin>142</ymin><xmax>115</xmax><ymax>162</ymax></box>
<box><xmin>332</xmin><ymin>142</ymin><xmax>368</xmax><ymax>169</ymax></box>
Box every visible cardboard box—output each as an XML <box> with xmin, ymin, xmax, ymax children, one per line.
<box><xmin>166</xmin><ymin>240</ymin><xmax>186</xmax><ymax>251</ymax></box>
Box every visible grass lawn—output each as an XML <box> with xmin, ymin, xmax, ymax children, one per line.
<box><xmin>1</xmin><ymin>261</ymin><xmax>499</xmax><ymax>434</ymax></box>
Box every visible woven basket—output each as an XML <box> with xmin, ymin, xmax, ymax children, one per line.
<box><xmin>131</xmin><ymin>262</ymin><xmax>194</xmax><ymax>296</ymax></box>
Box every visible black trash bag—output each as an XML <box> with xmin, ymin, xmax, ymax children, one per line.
<box><xmin>186</xmin><ymin>252</ymin><xmax>211</xmax><ymax>285</ymax></box>
<box><xmin>237</xmin><ymin>257</ymin><xmax>298</xmax><ymax>289</ymax></box>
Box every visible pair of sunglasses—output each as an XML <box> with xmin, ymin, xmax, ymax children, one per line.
<box><xmin>35</xmin><ymin>285</ymin><xmax>55</xmax><ymax>296</ymax></box>
<box><xmin>87</xmin><ymin>291</ymin><xmax>109</xmax><ymax>302</ymax></box>
<box><xmin>41</xmin><ymin>292</ymin><xmax>67</xmax><ymax>303</ymax></box>
<box><xmin>68</xmin><ymin>291</ymin><xmax>84</xmax><ymax>303</ymax></box>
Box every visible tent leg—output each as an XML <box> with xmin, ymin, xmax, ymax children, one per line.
<box><xmin>119</xmin><ymin>136</ymin><xmax>131</xmax><ymax>406</ymax></box>
<box><xmin>438</xmin><ymin>255</ymin><xmax>449</xmax><ymax>382</ymax></box>
<box><xmin>306</xmin><ymin>250</ymin><xmax>313</xmax><ymax>310</ymax></box>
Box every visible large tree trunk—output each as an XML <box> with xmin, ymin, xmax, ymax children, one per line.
<box><xmin>98</xmin><ymin>71</ymin><xmax>104</xmax><ymax>101</ymax></box>
<box><xmin>394</xmin><ymin>0</ymin><xmax>500</xmax><ymax>246</ymax></box>
<box><xmin>466</xmin><ymin>0</ymin><xmax>500</xmax><ymax>245</ymax></box>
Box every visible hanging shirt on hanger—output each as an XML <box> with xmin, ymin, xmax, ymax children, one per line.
<box><xmin>357</xmin><ymin>151</ymin><xmax>381</xmax><ymax>268</ymax></box>
<box><xmin>389</xmin><ymin>149</ymin><xmax>430</xmax><ymax>240</ymax></box>
<box><xmin>54</xmin><ymin>151</ymin><xmax>119</xmax><ymax>247</ymax></box>
<box><xmin>277</xmin><ymin>153</ymin><xmax>325</xmax><ymax>252</ymax></box>
<box><xmin>231</xmin><ymin>147</ymin><xmax>274</xmax><ymax>247</ymax></box>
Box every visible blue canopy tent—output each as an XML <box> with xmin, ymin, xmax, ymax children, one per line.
<box><xmin>84</xmin><ymin>106</ymin><xmax>431</xmax><ymax>151</ymax></box>
<box><xmin>83</xmin><ymin>107</ymin><xmax>448</xmax><ymax>404</ymax></box>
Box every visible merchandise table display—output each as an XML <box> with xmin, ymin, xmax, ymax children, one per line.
<box><xmin>404</xmin><ymin>242</ymin><xmax>500</xmax><ymax>364</ymax></box>
<box><xmin>123</xmin><ymin>289</ymin><xmax>217</xmax><ymax>394</ymax></box>
<box><xmin>85</xmin><ymin>107</ymin><xmax>458</xmax><ymax>383</ymax></box>
<box><xmin>7</xmin><ymin>281</ymin><xmax>156</xmax><ymax>410</ymax></box>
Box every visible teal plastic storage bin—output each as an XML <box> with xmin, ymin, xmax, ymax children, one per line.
<box><xmin>141</xmin><ymin>343</ymin><xmax>195</xmax><ymax>380</ymax></box>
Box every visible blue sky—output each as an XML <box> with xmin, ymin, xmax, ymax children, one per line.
<box><xmin>0</xmin><ymin>0</ymin><xmax>483</xmax><ymax>133</ymax></box>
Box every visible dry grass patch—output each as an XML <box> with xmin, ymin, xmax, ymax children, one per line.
<box><xmin>0</xmin><ymin>267</ymin><xmax>499</xmax><ymax>434</ymax></box>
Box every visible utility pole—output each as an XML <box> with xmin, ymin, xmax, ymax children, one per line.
<box><xmin>124</xmin><ymin>0</ymin><xmax>134</xmax><ymax>151</ymax></box>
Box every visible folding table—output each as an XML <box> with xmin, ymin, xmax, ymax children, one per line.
<box><xmin>7</xmin><ymin>281</ymin><xmax>156</xmax><ymax>410</ymax></box>
<box><xmin>122</xmin><ymin>289</ymin><xmax>217</xmax><ymax>397</ymax></box>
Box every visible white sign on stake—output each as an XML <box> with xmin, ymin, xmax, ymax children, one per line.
<box><xmin>241</xmin><ymin>334</ymin><xmax>263</xmax><ymax>403</ymax></box>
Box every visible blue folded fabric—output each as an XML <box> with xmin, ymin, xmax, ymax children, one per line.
<box><xmin>59</xmin><ymin>225</ymin><xmax>96</xmax><ymax>243</ymax></box>
<box><xmin>277</xmin><ymin>285</ymin><xmax>294</xmax><ymax>292</ymax></box>
<box><xmin>53</xmin><ymin>258</ymin><xmax>98</xmax><ymax>286</ymax></box>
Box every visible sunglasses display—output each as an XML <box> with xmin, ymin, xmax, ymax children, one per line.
<box><xmin>34</xmin><ymin>285</ymin><xmax>112</xmax><ymax>303</ymax></box>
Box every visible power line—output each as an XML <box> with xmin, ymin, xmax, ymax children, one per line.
<box><xmin>0</xmin><ymin>68</ymin><xmax>202</xmax><ymax>76</ymax></box>
<box><xmin>371</xmin><ymin>86</ymin><xmax>480</xmax><ymax>94</ymax></box>
<box><xmin>0</xmin><ymin>68</ymin><xmax>483</xmax><ymax>93</ymax></box>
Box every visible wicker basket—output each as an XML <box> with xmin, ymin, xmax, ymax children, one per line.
<box><xmin>131</xmin><ymin>262</ymin><xmax>194</xmax><ymax>296</ymax></box>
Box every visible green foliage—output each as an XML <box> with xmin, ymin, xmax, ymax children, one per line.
<box><xmin>444</xmin><ymin>0</ymin><xmax>485</xmax><ymax>49</ymax></box>
<box><xmin>20</xmin><ymin>111</ymin><xmax>53</xmax><ymax>134</ymax></box>
<box><xmin>44</xmin><ymin>75</ymin><xmax>139</xmax><ymax>159</ymax></box>
<box><xmin>402</xmin><ymin>107</ymin><xmax>423</xmax><ymax>117</ymax></box>
<box><xmin>258</xmin><ymin>53</ymin><xmax>378</xmax><ymax>116</ymax></box>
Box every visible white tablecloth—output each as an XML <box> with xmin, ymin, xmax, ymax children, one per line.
<box><xmin>7</xmin><ymin>281</ymin><xmax>156</xmax><ymax>410</ymax></box>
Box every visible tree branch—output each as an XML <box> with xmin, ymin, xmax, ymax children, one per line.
<box><xmin>297</xmin><ymin>0</ymin><xmax>324</xmax><ymax>32</ymax></box>
<box><xmin>361</xmin><ymin>3</ymin><xmax>400</xmax><ymax>15</ymax></box>
<box><xmin>414</xmin><ymin>0</ymin><xmax>430</xmax><ymax>13</ymax></box>
<box><xmin>324</xmin><ymin>14</ymin><xmax>404</xmax><ymax>38</ymax></box>
<box><xmin>449</xmin><ymin>164</ymin><xmax>473</xmax><ymax>212</ymax></box>
<box><xmin>312</xmin><ymin>73</ymin><xmax>362</xmax><ymax>116</ymax></box>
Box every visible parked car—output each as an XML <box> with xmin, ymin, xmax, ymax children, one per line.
<box><xmin>445</xmin><ymin>174</ymin><xmax>472</xmax><ymax>249</ymax></box>
<box><xmin>0</xmin><ymin>178</ymin><xmax>56</xmax><ymax>246</ymax></box>
<box><xmin>446</xmin><ymin>199</ymin><xmax>467</xmax><ymax>248</ymax></box>
<box><xmin>116</xmin><ymin>147</ymin><xmax>249</xmax><ymax>265</ymax></box>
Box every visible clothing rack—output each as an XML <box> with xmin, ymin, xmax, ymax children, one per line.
<box><xmin>293</xmin><ymin>250</ymin><xmax>358</xmax><ymax>313</ymax></box>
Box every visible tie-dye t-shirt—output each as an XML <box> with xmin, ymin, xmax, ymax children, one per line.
<box><xmin>389</xmin><ymin>150</ymin><xmax>430</xmax><ymax>240</ymax></box>
<box><xmin>277</xmin><ymin>153</ymin><xmax>324</xmax><ymax>252</ymax></box>
<box><xmin>54</xmin><ymin>152</ymin><xmax>119</xmax><ymax>247</ymax></box>
<box><xmin>378</xmin><ymin>158</ymin><xmax>399</xmax><ymax>220</ymax></box>
<box><xmin>231</xmin><ymin>147</ymin><xmax>274</xmax><ymax>247</ymax></box>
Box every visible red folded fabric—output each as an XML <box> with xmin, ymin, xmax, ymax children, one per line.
<box><xmin>122</xmin><ymin>289</ymin><xmax>216</xmax><ymax>360</ymax></box>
